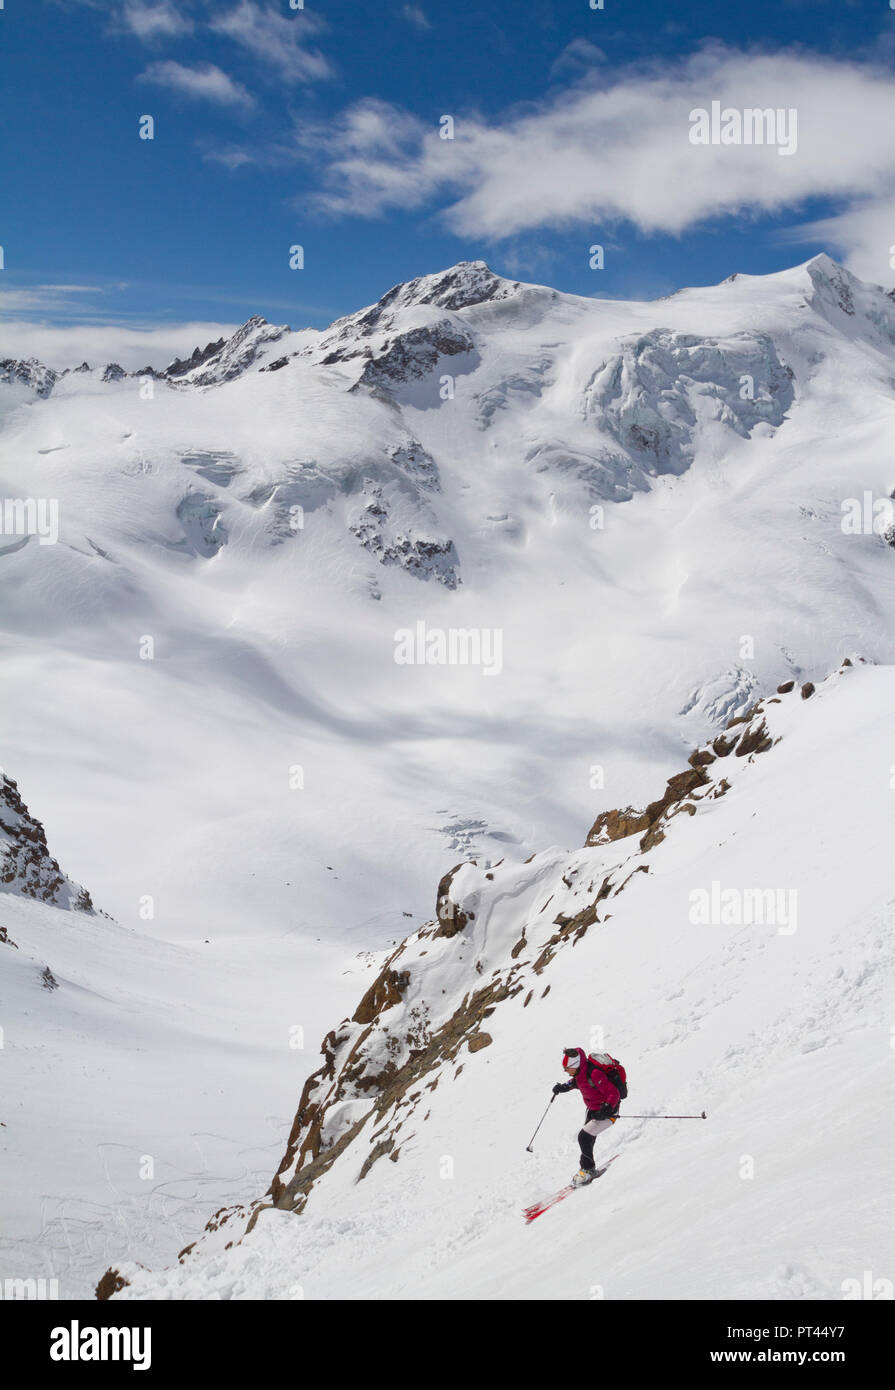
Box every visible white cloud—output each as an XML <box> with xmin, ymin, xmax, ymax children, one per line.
<box><xmin>402</xmin><ymin>4</ymin><xmax>431</xmax><ymax>30</ymax></box>
<box><xmin>779</xmin><ymin>198</ymin><xmax>895</xmax><ymax>287</ymax></box>
<box><xmin>0</xmin><ymin>283</ymin><xmax>243</xmax><ymax>374</ymax></box>
<box><xmin>300</xmin><ymin>98</ymin><xmax>437</xmax><ymax>216</ymax></box>
<box><xmin>0</xmin><ymin>285</ymin><xmax>108</xmax><ymax>315</ymax></box>
<box><xmin>549</xmin><ymin>38</ymin><xmax>607</xmax><ymax>79</ymax></box>
<box><xmin>0</xmin><ymin>315</ymin><xmax>239</xmax><ymax>374</ymax></box>
<box><xmin>210</xmin><ymin>1</ymin><xmax>332</xmax><ymax>84</ymax></box>
<box><xmin>120</xmin><ymin>1</ymin><xmax>194</xmax><ymax>40</ymax></box>
<box><xmin>139</xmin><ymin>60</ymin><xmax>254</xmax><ymax>107</ymax></box>
<box><xmin>306</xmin><ymin>48</ymin><xmax>895</xmax><ymax>281</ymax></box>
<box><xmin>202</xmin><ymin>146</ymin><xmax>256</xmax><ymax>170</ymax></box>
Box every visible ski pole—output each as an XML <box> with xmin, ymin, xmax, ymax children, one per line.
<box><xmin>525</xmin><ymin>1094</ymin><xmax>556</xmax><ymax>1152</ymax></box>
<box><xmin>614</xmin><ymin>1111</ymin><xmax>707</xmax><ymax>1120</ymax></box>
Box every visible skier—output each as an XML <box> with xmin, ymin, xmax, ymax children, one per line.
<box><xmin>552</xmin><ymin>1046</ymin><xmax>625</xmax><ymax>1186</ymax></box>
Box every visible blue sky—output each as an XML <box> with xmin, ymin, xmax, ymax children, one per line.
<box><xmin>2</xmin><ymin>0</ymin><xmax>895</xmax><ymax>360</ymax></box>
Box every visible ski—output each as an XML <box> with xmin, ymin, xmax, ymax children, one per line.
<box><xmin>522</xmin><ymin>1184</ymin><xmax>575</xmax><ymax>1223</ymax></box>
<box><xmin>523</xmin><ymin>1155</ymin><xmax>619</xmax><ymax>1223</ymax></box>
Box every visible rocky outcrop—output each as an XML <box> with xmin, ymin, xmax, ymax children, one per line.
<box><xmin>352</xmin><ymin>960</ymin><xmax>411</xmax><ymax>1025</ymax></box>
<box><xmin>95</xmin><ymin>1269</ymin><xmax>130</xmax><ymax>1301</ymax></box>
<box><xmin>0</xmin><ymin>773</ymin><xmax>95</xmax><ymax>912</ymax></box>
<box><xmin>268</xmin><ymin>954</ymin><xmax>525</xmax><ymax>1213</ymax></box>
<box><xmin>0</xmin><ymin>357</ymin><xmax>59</xmax><ymax>397</ymax></box>
<box><xmin>434</xmin><ymin>862</ymin><xmax>471</xmax><ymax>937</ymax></box>
<box><xmin>164</xmin><ymin>316</ymin><xmax>290</xmax><ymax>386</ymax></box>
<box><xmin>351</xmin><ymin>322</ymin><xmax>475</xmax><ymax>392</ymax></box>
<box><xmin>319</xmin><ymin>262</ymin><xmax>520</xmax><ymax>356</ymax></box>
<box><xmin>385</xmin><ymin>438</ymin><xmax>440</xmax><ymax>491</ymax></box>
<box><xmin>165</xmin><ymin>338</ymin><xmax>226</xmax><ymax>378</ymax></box>
<box><xmin>348</xmin><ymin>482</ymin><xmax>459</xmax><ymax>588</ymax></box>
<box><xmin>585</xmin><ymin>806</ymin><xmax>652</xmax><ymax>847</ymax></box>
<box><xmin>586</xmin><ymin>696</ymin><xmax>784</xmax><ymax>853</ymax></box>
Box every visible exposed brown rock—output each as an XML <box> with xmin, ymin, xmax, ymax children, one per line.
<box><xmin>271</xmin><ymin>967</ymin><xmax>524</xmax><ymax>1211</ymax></box>
<box><xmin>725</xmin><ymin>702</ymin><xmax>762</xmax><ymax>730</ymax></box>
<box><xmin>585</xmin><ymin>805</ymin><xmax>650</xmax><ymax>846</ymax></box>
<box><xmin>95</xmin><ymin>1268</ymin><xmax>130</xmax><ymax>1301</ymax></box>
<box><xmin>776</xmin><ymin>680</ymin><xmax>795</xmax><ymax>693</ymax></box>
<box><xmin>635</xmin><ymin>764</ymin><xmax>712</xmax><ymax>850</ymax></box>
<box><xmin>434</xmin><ymin>861</ymin><xmax>470</xmax><ymax>938</ymax></box>
<box><xmin>800</xmin><ymin>682</ymin><xmax>815</xmax><ymax>699</ymax></box>
<box><xmin>532</xmin><ymin>943</ymin><xmax>557</xmax><ymax>974</ymax></box>
<box><xmin>203</xmin><ymin>1205</ymin><xmax>240</xmax><ymax>1234</ymax></box>
<box><xmin>640</xmin><ymin>823</ymin><xmax>666</xmax><ymax>851</ymax></box>
<box><xmin>532</xmin><ymin>898</ymin><xmax>600</xmax><ymax>971</ymax></box>
<box><xmin>659</xmin><ymin>766</ymin><xmax>711</xmax><ymax>803</ymax></box>
<box><xmin>613</xmin><ymin>864</ymin><xmax>651</xmax><ymax>895</ymax></box>
<box><xmin>357</xmin><ymin>1136</ymin><xmax>394</xmax><ymax>1181</ymax></box>
<box><xmin>554</xmin><ymin>898</ymin><xmax>602</xmax><ymax>942</ymax></box>
<box><xmin>584</xmin><ymin>701</ymin><xmax>784</xmax><ymax>860</ymax></box>
<box><xmin>353</xmin><ymin>962</ymin><xmax>410</xmax><ymax>1024</ymax></box>
<box><xmin>711</xmin><ymin>734</ymin><xmax>737</xmax><ymax>757</ymax></box>
<box><xmin>467</xmin><ymin>1032</ymin><xmax>492</xmax><ymax>1053</ymax></box>
<box><xmin>277</xmin><ymin>1112</ymin><xmax>372</xmax><ymax>1210</ymax></box>
<box><xmin>735</xmin><ymin>718</ymin><xmax>773</xmax><ymax>757</ymax></box>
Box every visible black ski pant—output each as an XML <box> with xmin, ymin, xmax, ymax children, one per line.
<box><xmin>578</xmin><ymin>1112</ymin><xmax>617</xmax><ymax>1170</ymax></box>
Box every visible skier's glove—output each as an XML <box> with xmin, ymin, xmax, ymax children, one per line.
<box><xmin>552</xmin><ymin>1083</ymin><xmax>567</xmax><ymax>1095</ymax></box>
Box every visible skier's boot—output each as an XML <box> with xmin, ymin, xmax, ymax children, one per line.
<box><xmin>572</xmin><ymin>1167</ymin><xmax>595</xmax><ymax>1187</ymax></box>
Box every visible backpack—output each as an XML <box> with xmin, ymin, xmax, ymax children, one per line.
<box><xmin>586</xmin><ymin>1052</ymin><xmax>628</xmax><ymax>1100</ymax></box>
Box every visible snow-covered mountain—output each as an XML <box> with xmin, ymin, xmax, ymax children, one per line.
<box><xmin>3</xmin><ymin>252</ymin><xmax>895</xmax><ymax>1298</ymax></box>
<box><xmin>4</xmin><ymin>251</ymin><xmax>895</xmax><ymax>947</ymax></box>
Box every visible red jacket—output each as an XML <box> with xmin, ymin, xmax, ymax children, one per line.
<box><xmin>565</xmin><ymin>1047</ymin><xmax>621</xmax><ymax>1112</ymax></box>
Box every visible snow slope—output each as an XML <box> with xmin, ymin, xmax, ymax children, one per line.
<box><xmin>3</xmin><ymin>253</ymin><xmax>895</xmax><ymax>1298</ymax></box>
<box><xmin>106</xmin><ymin>662</ymin><xmax>895</xmax><ymax>1300</ymax></box>
<box><xmin>0</xmin><ymin>795</ymin><xmax>383</xmax><ymax>1298</ymax></box>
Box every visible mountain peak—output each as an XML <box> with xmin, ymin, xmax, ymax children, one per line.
<box><xmin>798</xmin><ymin>252</ymin><xmax>895</xmax><ymax>331</ymax></box>
<box><xmin>317</xmin><ymin>261</ymin><xmax>523</xmax><ymax>365</ymax></box>
<box><xmin>804</xmin><ymin>251</ymin><xmax>840</xmax><ymax>274</ymax></box>
<box><xmin>164</xmin><ymin>314</ymin><xmax>290</xmax><ymax>386</ymax></box>
<box><xmin>0</xmin><ymin>356</ymin><xmax>59</xmax><ymax>397</ymax></box>
<box><xmin>391</xmin><ymin>260</ymin><xmax>520</xmax><ymax>313</ymax></box>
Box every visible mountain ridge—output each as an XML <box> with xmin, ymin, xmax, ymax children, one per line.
<box><xmin>4</xmin><ymin>252</ymin><xmax>889</xmax><ymax>391</ymax></box>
